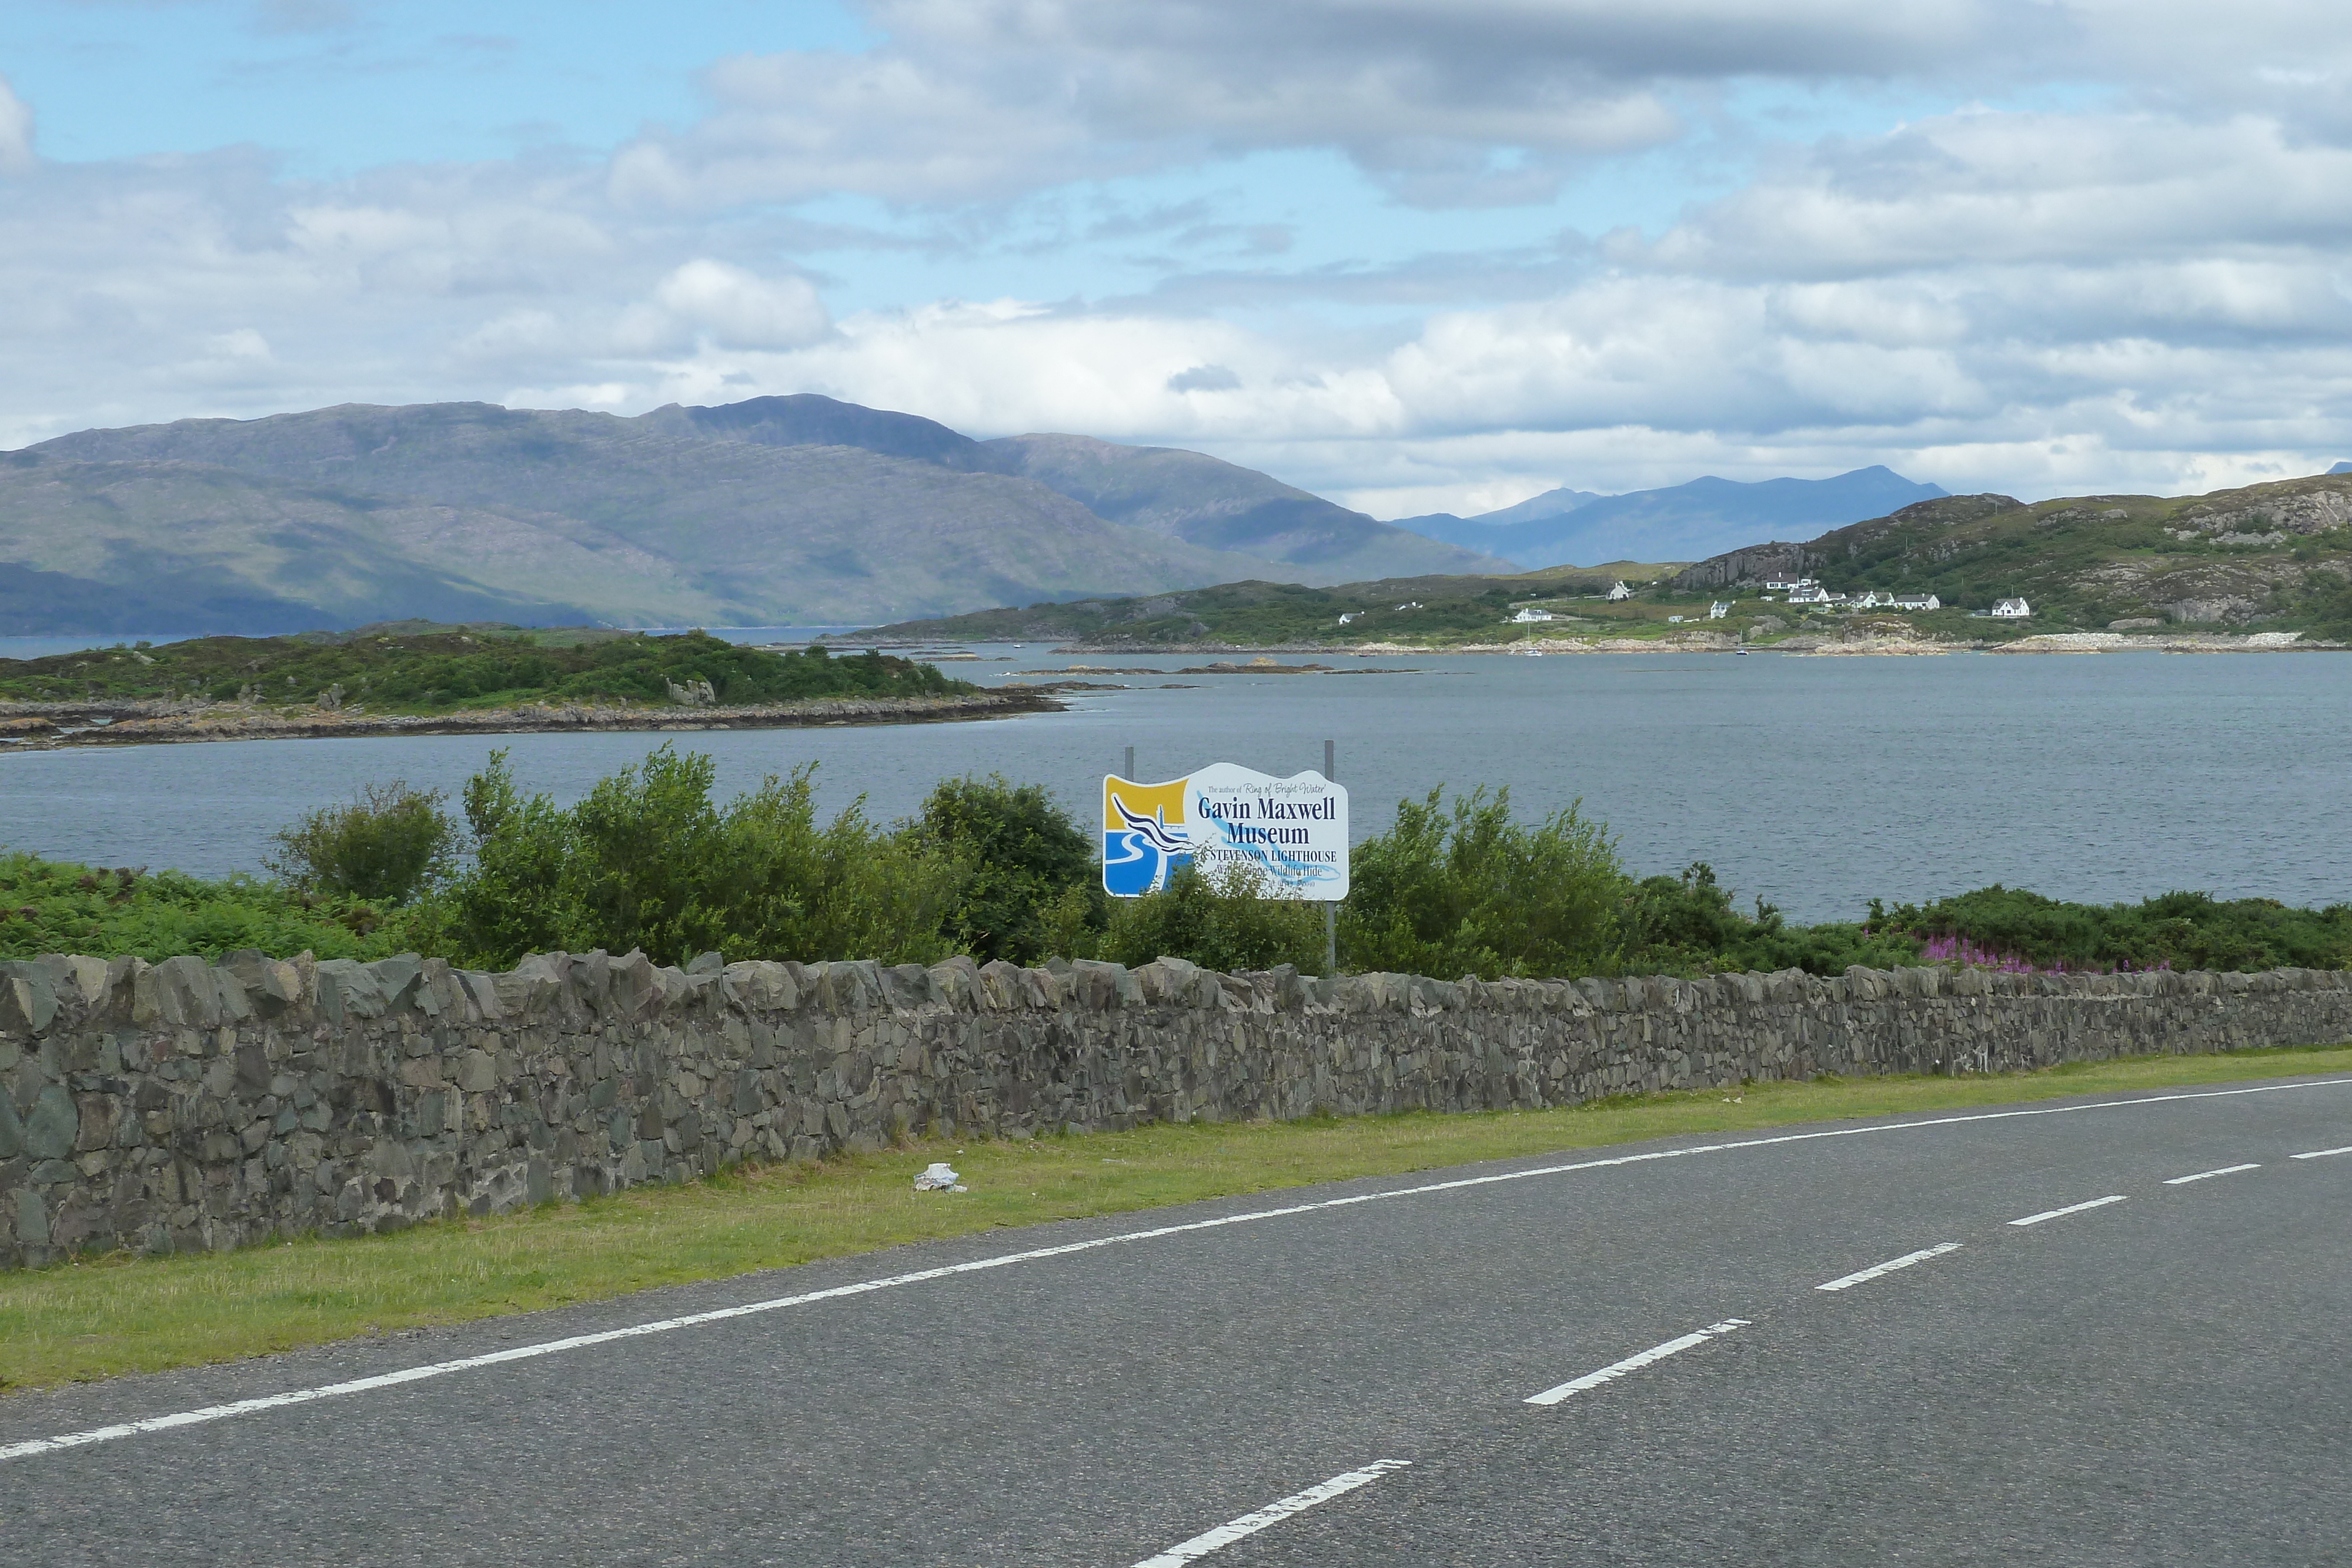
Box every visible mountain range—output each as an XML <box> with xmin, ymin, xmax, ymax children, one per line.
<box><xmin>1394</xmin><ymin>466</ymin><xmax>1949</xmax><ymax>568</ymax></box>
<box><xmin>4</xmin><ymin>396</ymin><xmax>1509</xmax><ymax>634</ymax></box>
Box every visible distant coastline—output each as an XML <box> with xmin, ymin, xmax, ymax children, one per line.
<box><xmin>0</xmin><ymin>690</ymin><xmax>1060</xmax><ymax>752</ymax></box>
<box><xmin>843</xmin><ymin>631</ymin><xmax>2338</xmax><ymax>657</ymax></box>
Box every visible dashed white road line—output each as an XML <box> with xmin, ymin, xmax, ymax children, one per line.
<box><xmin>1130</xmin><ymin>1460</ymin><xmax>1412</xmax><ymax>1566</ymax></box>
<box><xmin>1816</xmin><ymin>1242</ymin><xmax>1963</xmax><ymax>1292</ymax></box>
<box><xmin>6</xmin><ymin>1074</ymin><xmax>2346</xmax><ymax>1464</ymax></box>
<box><xmin>2010</xmin><ymin>1195</ymin><xmax>2127</xmax><ymax>1227</ymax></box>
<box><xmin>2164</xmin><ymin>1163</ymin><xmax>2261</xmax><ymax>1185</ymax></box>
<box><xmin>1525</xmin><ymin>1319</ymin><xmax>1751</xmax><ymax>1406</ymax></box>
<box><xmin>2291</xmin><ymin>1145</ymin><xmax>2352</xmax><ymax>1161</ymax></box>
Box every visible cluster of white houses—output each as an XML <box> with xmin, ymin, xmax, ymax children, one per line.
<box><xmin>1503</xmin><ymin>576</ymin><xmax>2031</xmax><ymax>626</ymax></box>
<box><xmin>1765</xmin><ymin>576</ymin><xmax>1943</xmax><ymax>610</ymax></box>
<box><xmin>1759</xmin><ymin>576</ymin><xmax>2029</xmax><ymax>616</ymax></box>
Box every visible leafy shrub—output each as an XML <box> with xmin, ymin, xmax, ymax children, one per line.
<box><xmin>908</xmin><ymin>774</ymin><xmax>1102</xmax><ymax>964</ymax></box>
<box><xmin>0</xmin><ymin>852</ymin><xmax>415</xmax><ymax>962</ymax></box>
<box><xmin>1339</xmin><ymin>785</ymin><xmax>1622</xmax><ymax>980</ymax></box>
<box><xmin>1099</xmin><ymin>861</ymin><xmax>1328</xmax><ymax>974</ymax></box>
<box><xmin>1876</xmin><ymin>885</ymin><xmax>2352</xmax><ymax>973</ymax></box>
<box><xmin>263</xmin><ymin>780</ymin><xmax>456</xmax><ymax>905</ymax></box>
<box><xmin>1624</xmin><ymin>862</ymin><xmax>1922</xmax><ymax>977</ymax></box>
<box><xmin>437</xmin><ymin>745</ymin><xmax>964</xmax><ymax>969</ymax></box>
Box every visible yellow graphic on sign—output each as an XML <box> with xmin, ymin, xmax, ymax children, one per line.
<box><xmin>1102</xmin><ymin>774</ymin><xmax>1190</xmax><ymax>895</ymax></box>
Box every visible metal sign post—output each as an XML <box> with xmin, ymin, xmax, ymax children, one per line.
<box><xmin>1323</xmin><ymin>738</ymin><xmax>1337</xmax><ymax>977</ymax></box>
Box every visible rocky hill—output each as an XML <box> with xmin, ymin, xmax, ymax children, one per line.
<box><xmin>8</xmin><ymin>394</ymin><xmax>1502</xmax><ymax>634</ymax></box>
<box><xmin>1670</xmin><ymin>473</ymin><xmax>2352</xmax><ymax>634</ymax></box>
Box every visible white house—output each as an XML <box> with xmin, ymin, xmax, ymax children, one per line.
<box><xmin>1764</xmin><ymin>576</ymin><xmax>1818</xmax><ymax>593</ymax></box>
<box><xmin>1708</xmin><ymin>601</ymin><xmax>1732</xmax><ymax>620</ymax></box>
<box><xmin>1508</xmin><ymin>607</ymin><xmax>1556</xmax><ymax>623</ymax></box>
<box><xmin>1786</xmin><ymin>584</ymin><xmax>1833</xmax><ymax>605</ymax></box>
<box><xmin>1893</xmin><ymin>594</ymin><xmax>1941</xmax><ymax>611</ymax></box>
<box><xmin>1336</xmin><ymin>612</ymin><xmax>1358</xmax><ymax>626</ymax></box>
<box><xmin>1606</xmin><ymin>581</ymin><xmax>1633</xmax><ymax>601</ymax></box>
<box><xmin>1991</xmin><ymin>597</ymin><xmax>2032</xmax><ymax>618</ymax></box>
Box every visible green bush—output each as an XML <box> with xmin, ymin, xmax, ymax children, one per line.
<box><xmin>1624</xmin><ymin>862</ymin><xmax>1923</xmax><ymax>977</ymax></box>
<box><xmin>436</xmin><ymin>745</ymin><xmax>964</xmax><ymax>969</ymax></box>
<box><xmin>1099</xmin><ymin>861</ymin><xmax>1329</xmax><ymax>974</ymax></box>
<box><xmin>1339</xmin><ymin>785</ymin><xmax>1623</xmax><ymax>980</ymax></box>
<box><xmin>263</xmin><ymin>780</ymin><xmax>456</xmax><ymax>905</ymax></box>
<box><xmin>908</xmin><ymin>774</ymin><xmax>1102</xmax><ymax>964</ymax></box>
<box><xmin>0</xmin><ymin>852</ymin><xmax>414</xmax><ymax>962</ymax></box>
<box><xmin>1877</xmin><ymin>885</ymin><xmax>2352</xmax><ymax>972</ymax></box>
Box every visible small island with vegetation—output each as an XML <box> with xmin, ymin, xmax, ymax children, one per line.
<box><xmin>0</xmin><ymin>624</ymin><xmax>1054</xmax><ymax>750</ymax></box>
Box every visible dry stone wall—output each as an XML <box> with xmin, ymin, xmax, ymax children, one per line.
<box><xmin>5</xmin><ymin>948</ymin><xmax>2349</xmax><ymax>1269</ymax></box>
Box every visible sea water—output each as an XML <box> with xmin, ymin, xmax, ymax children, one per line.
<box><xmin>1</xmin><ymin>646</ymin><xmax>2344</xmax><ymax>924</ymax></box>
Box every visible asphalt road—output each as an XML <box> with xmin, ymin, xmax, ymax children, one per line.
<box><xmin>4</xmin><ymin>1074</ymin><xmax>2348</xmax><ymax>1567</ymax></box>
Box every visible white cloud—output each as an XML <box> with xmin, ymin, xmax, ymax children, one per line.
<box><xmin>612</xmin><ymin>0</ymin><xmax>2029</xmax><ymax>210</ymax></box>
<box><xmin>7</xmin><ymin>2</ymin><xmax>2352</xmax><ymax>516</ymax></box>
<box><xmin>650</xmin><ymin>260</ymin><xmax>831</xmax><ymax>350</ymax></box>
<box><xmin>0</xmin><ymin>73</ymin><xmax>36</xmax><ymax>176</ymax></box>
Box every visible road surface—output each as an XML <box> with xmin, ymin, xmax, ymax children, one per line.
<box><xmin>4</xmin><ymin>1073</ymin><xmax>2347</xmax><ymax>1566</ymax></box>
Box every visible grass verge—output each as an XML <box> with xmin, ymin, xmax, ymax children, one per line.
<box><xmin>6</xmin><ymin>1043</ymin><xmax>2349</xmax><ymax>1392</ymax></box>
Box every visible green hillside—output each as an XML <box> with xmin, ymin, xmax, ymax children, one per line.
<box><xmin>1672</xmin><ymin>473</ymin><xmax>2352</xmax><ymax>635</ymax></box>
<box><xmin>850</xmin><ymin>473</ymin><xmax>2352</xmax><ymax>648</ymax></box>
<box><xmin>844</xmin><ymin>562</ymin><xmax>1686</xmax><ymax>647</ymax></box>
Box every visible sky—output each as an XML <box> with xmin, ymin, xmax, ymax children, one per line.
<box><xmin>3</xmin><ymin>1</ymin><xmax>2349</xmax><ymax>517</ymax></box>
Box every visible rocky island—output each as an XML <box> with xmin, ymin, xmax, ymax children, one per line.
<box><xmin>0</xmin><ymin>626</ymin><xmax>1056</xmax><ymax>750</ymax></box>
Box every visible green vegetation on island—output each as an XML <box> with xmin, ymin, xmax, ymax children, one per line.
<box><xmin>5</xmin><ymin>748</ymin><xmax>2345</xmax><ymax>979</ymax></box>
<box><xmin>0</xmin><ymin>627</ymin><xmax>972</xmax><ymax>715</ymax></box>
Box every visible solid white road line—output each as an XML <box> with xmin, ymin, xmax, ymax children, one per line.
<box><xmin>2291</xmin><ymin>1145</ymin><xmax>2352</xmax><ymax>1160</ymax></box>
<box><xmin>6</xmin><ymin>1074</ymin><xmax>2347</xmax><ymax>1465</ymax></box>
<box><xmin>1524</xmin><ymin>1319</ymin><xmax>1751</xmax><ymax>1406</ymax></box>
<box><xmin>1816</xmin><ymin>1242</ymin><xmax>1963</xmax><ymax>1292</ymax></box>
<box><xmin>2009</xmin><ymin>1194</ymin><xmax>2127</xmax><ymax>1227</ymax></box>
<box><xmin>2164</xmin><ymin>1163</ymin><xmax>2261</xmax><ymax>1185</ymax></box>
<box><xmin>1130</xmin><ymin>1460</ymin><xmax>1412</xmax><ymax>1567</ymax></box>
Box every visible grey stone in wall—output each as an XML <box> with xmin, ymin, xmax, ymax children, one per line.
<box><xmin>3</xmin><ymin>948</ymin><xmax>2349</xmax><ymax>1269</ymax></box>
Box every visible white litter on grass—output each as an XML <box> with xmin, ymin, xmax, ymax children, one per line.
<box><xmin>914</xmin><ymin>1163</ymin><xmax>968</xmax><ymax>1193</ymax></box>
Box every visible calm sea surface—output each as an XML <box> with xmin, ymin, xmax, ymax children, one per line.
<box><xmin>2</xmin><ymin>646</ymin><xmax>2346</xmax><ymax>923</ymax></box>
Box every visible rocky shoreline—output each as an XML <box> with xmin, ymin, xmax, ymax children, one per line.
<box><xmin>1020</xmin><ymin>631</ymin><xmax>2340</xmax><ymax>656</ymax></box>
<box><xmin>0</xmin><ymin>690</ymin><xmax>1063</xmax><ymax>751</ymax></box>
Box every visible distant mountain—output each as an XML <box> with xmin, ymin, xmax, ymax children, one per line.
<box><xmin>0</xmin><ymin>450</ymin><xmax>612</xmax><ymax>635</ymax></box>
<box><xmin>971</xmin><ymin>433</ymin><xmax>1510</xmax><ymax>580</ymax></box>
<box><xmin>1390</xmin><ymin>485</ymin><xmax>1602</xmax><ymax>540</ymax></box>
<box><xmin>7</xmin><ymin>393</ymin><xmax>1515</xmax><ymax>634</ymax></box>
<box><xmin>1391</xmin><ymin>467</ymin><xmax>1949</xmax><ymax>568</ymax></box>
<box><xmin>657</xmin><ymin>396</ymin><xmax>1512</xmax><ymax>580</ymax></box>
<box><xmin>2331</xmin><ymin>461</ymin><xmax>2351</xmax><ymax>474</ymax></box>
<box><xmin>14</xmin><ymin>401</ymin><xmax>1388</xmax><ymax>632</ymax></box>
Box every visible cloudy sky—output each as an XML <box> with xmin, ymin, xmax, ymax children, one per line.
<box><xmin>4</xmin><ymin>1</ymin><xmax>2348</xmax><ymax>516</ymax></box>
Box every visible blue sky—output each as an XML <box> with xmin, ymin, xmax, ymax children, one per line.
<box><xmin>4</xmin><ymin>1</ymin><xmax>2348</xmax><ymax>516</ymax></box>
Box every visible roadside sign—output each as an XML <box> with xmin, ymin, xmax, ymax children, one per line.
<box><xmin>1102</xmin><ymin>763</ymin><xmax>1349</xmax><ymax>899</ymax></box>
